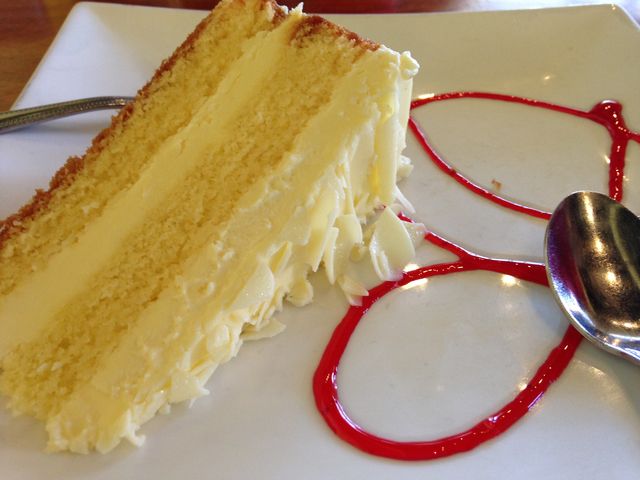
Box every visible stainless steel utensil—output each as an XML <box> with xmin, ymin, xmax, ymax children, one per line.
<box><xmin>545</xmin><ymin>191</ymin><xmax>640</xmax><ymax>365</ymax></box>
<box><xmin>0</xmin><ymin>96</ymin><xmax>133</xmax><ymax>133</ymax></box>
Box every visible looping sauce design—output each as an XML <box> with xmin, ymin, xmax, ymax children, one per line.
<box><xmin>312</xmin><ymin>92</ymin><xmax>640</xmax><ymax>460</ymax></box>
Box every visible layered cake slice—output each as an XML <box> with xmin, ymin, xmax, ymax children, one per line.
<box><xmin>0</xmin><ymin>0</ymin><xmax>419</xmax><ymax>453</ymax></box>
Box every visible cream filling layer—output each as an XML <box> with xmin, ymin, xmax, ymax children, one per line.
<box><xmin>0</xmin><ymin>12</ymin><xmax>304</xmax><ymax>360</ymax></box>
<box><xmin>46</xmin><ymin>47</ymin><xmax>420</xmax><ymax>453</ymax></box>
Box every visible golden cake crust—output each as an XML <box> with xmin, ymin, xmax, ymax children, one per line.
<box><xmin>290</xmin><ymin>14</ymin><xmax>380</xmax><ymax>52</ymax></box>
<box><xmin>0</xmin><ymin>0</ymin><xmax>286</xmax><ymax>250</ymax></box>
<box><xmin>0</xmin><ymin>1</ymin><xmax>381</xmax><ymax>257</ymax></box>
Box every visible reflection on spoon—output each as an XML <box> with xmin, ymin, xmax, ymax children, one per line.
<box><xmin>545</xmin><ymin>191</ymin><xmax>640</xmax><ymax>365</ymax></box>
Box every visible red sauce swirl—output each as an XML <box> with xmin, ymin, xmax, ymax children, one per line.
<box><xmin>312</xmin><ymin>92</ymin><xmax>640</xmax><ymax>460</ymax></box>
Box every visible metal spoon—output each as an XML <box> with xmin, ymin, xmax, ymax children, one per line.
<box><xmin>545</xmin><ymin>191</ymin><xmax>640</xmax><ymax>365</ymax></box>
<box><xmin>0</xmin><ymin>96</ymin><xmax>133</xmax><ymax>134</ymax></box>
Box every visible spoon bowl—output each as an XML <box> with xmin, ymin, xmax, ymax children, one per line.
<box><xmin>545</xmin><ymin>191</ymin><xmax>640</xmax><ymax>365</ymax></box>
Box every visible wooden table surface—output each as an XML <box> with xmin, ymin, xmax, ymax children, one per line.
<box><xmin>1</xmin><ymin>0</ymin><xmax>639</xmax><ymax>111</ymax></box>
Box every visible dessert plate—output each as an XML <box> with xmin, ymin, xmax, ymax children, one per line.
<box><xmin>2</xmin><ymin>2</ymin><xmax>640</xmax><ymax>478</ymax></box>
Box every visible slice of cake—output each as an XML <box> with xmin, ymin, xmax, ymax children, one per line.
<box><xmin>0</xmin><ymin>0</ymin><xmax>419</xmax><ymax>453</ymax></box>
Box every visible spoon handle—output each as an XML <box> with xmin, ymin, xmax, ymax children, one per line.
<box><xmin>0</xmin><ymin>96</ymin><xmax>134</xmax><ymax>134</ymax></box>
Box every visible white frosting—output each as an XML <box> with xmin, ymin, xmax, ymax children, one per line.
<box><xmin>369</xmin><ymin>207</ymin><xmax>417</xmax><ymax>281</ymax></box>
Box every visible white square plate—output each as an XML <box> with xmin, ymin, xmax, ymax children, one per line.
<box><xmin>2</xmin><ymin>2</ymin><xmax>640</xmax><ymax>478</ymax></box>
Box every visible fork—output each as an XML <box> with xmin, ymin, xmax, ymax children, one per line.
<box><xmin>0</xmin><ymin>96</ymin><xmax>133</xmax><ymax>134</ymax></box>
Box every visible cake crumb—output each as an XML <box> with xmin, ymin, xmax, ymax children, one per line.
<box><xmin>491</xmin><ymin>179</ymin><xmax>502</xmax><ymax>191</ymax></box>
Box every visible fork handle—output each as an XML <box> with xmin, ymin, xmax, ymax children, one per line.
<box><xmin>0</xmin><ymin>96</ymin><xmax>134</xmax><ymax>133</ymax></box>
